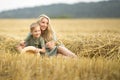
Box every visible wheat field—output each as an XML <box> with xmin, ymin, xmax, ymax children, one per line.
<box><xmin>0</xmin><ymin>19</ymin><xmax>120</xmax><ymax>80</ymax></box>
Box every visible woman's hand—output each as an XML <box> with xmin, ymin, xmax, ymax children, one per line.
<box><xmin>46</xmin><ymin>41</ymin><xmax>55</xmax><ymax>50</ymax></box>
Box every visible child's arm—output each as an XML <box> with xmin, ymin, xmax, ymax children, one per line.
<box><xmin>37</xmin><ymin>47</ymin><xmax>46</xmax><ymax>53</ymax></box>
<box><xmin>35</xmin><ymin>37</ymin><xmax>46</xmax><ymax>53</ymax></box>
<box><xmin>19</xmin><ymin>33</ymin><xmax>31</xmax><ymax>46</ymax></box>
<box><xmin>16</xmin><ymin>40</ymin><xmax>26</xmax><ymax>52</ymax></box>
<box><xmin>34</xmin><ymin>47</ymin><xmax>45</xmax><ymax>53</ymax></box>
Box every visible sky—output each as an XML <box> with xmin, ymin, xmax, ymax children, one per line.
<box><xmin>0</xmin><ymin>0</ymin><xmax>106</xmax><ymax>12</ymax></box>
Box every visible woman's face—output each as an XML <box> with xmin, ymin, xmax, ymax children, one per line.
<box><xmin>31</xmin><ymin>26</ymin><xmax>41</xmax><ymax>38</ymax></box>
<box><xmin>39</xmin><ymin>17</ymin><xmax>49</xmax><ymax>31</ymax></box>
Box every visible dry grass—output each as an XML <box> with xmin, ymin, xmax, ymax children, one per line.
<box><xmin>0</xmin><ymin>19</ymin><xmax>120</xmax><ymax>80</ymax></box>
<box><xmin>0</xmin><ymin>53</ymin><xmax>120</xmax><ymax>80</ymax></box>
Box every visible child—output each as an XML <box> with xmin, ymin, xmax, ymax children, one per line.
<box><xmin>17</xmin><ymin>22</ymin><xmax>46</xmax><ymax>55</ymax></box>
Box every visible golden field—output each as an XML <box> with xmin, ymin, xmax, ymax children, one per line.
<box><xmin>0</xmin><ymin>19</ymin><xmax>120</xmax><ymax>80</ymax></box>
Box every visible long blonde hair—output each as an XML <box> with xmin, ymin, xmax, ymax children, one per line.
<box><xmin>37</xmin><ymin>14</ymin><xmax>54</xmax><ymax>42</ymax></box>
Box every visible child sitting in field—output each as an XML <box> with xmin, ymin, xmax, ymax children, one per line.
<box><xmin>16</xmin><ymin>22</ymin><xmax>46</xmax><ymax>55</ymax></box>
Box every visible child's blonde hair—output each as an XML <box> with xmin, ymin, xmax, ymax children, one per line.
<box><xmin>37</xmin><ymin>14</ymin><xmax>54</xmax><ymax>42</ymax></box>
<box><xmin>30</xmin><ymin>22</ymin><xmax>40</xmax><ymax>32</ymax></box>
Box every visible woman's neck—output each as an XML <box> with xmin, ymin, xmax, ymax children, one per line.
<box><xmin>41</xmin><ymin>30</ymin><xmax>45</xmax><ymax>34</ymax></box>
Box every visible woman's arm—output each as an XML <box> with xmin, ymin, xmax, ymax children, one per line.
<box><xmin>45</xmin><ymin>32</ymin><xmax>57</xmax><ymax>50</ymax></box>
<box><xmin>46</xmin><ymin>41</ymin><xmax>55</xmax><ymax>50</ymax></box>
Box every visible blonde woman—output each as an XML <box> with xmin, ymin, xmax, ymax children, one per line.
<box><xmin>24</xmin><ymin>14</ymin><xmax>77</xmax><ymax>57</ymax></box>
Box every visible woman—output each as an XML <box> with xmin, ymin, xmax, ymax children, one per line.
<box><xmin>25</xmin><ymin>14</ymin><xmax>77</xmax><ymax>58</ymax></box>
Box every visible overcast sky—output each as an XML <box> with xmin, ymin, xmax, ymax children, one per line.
<box><xmin>0</xmin><ymin>0</ymin><xmax>106</xmax><ymax>12</ymax></box>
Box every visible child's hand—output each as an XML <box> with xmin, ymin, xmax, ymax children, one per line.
<box><xmin>34</xmin><ymin>48</ymin><xmax>40</xmax><ymax>53</ymax></box>
<box><xmin>20</xmin><ymin>40</ymin><xmax>25</xmax><ymax>48</ymax></box>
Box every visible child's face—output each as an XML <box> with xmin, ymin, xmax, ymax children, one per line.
<box><xmin>39</xmin><ymin>18</ymin><xmax>49</xmax><ymax>31</ymax></box>
<box><xmin>31</xmin><ymin>26</ymin><xmax>41</xmax><ymax>38</ymax></box>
